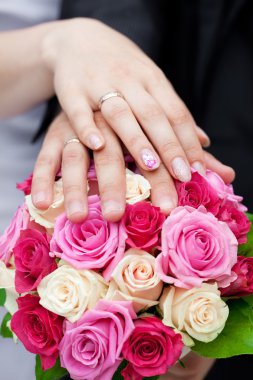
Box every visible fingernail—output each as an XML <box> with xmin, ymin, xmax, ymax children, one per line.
<box><xmin>102</xmin><ymin>201</ymin><xmax>124</xmax><ymax>215</ymax></box>
<box><xmin>171</xmin><ymin>157</ymin><xmax>191</xmax><ymax>182</ymax></box>
<box><xmin>87</xmin><ymin>134</ymin><xmax>103</xmax><ymax>150</ymax></box>
<box><xmin>33</xmin><ymin>191</ymin><xmax>46</xmax><ymax>205</ymax></box>
<box><xmin>159</xmin><ymin>198</ymin><xmax>177</xmax><ymax>213</ymax></box>
<box><xmin>197</xmin><ymin>126</ymin><xmax>211</xmax><ymax>147</ymax></box>
<box><xmin>67</xmin><ymin>200</ymin><xmax>84</xmax><ymax>217</ymax></box>
<box><xmin>192</xmin><ymin>161</ymin><xmax>206</xmax><ymax>176</ymax></box>
<box><xmin>141</xmin><ymin>149</ymin><xmax>160</xmax><ymax>170</ymax></box>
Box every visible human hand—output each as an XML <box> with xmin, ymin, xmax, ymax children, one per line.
<box><xmin>35</xmin><ymin>18</ymin><xmax>210</xmax><ymax>208</ymax></box>
<box><xmin>31</xmin><ymin>112</ymin><xmax>235</xmax><ymax>223</ymax></box>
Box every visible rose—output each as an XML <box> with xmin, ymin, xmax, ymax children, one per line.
<box><xmin>0</xmin><ymin>261</ymin><xmax>18</xmax><ymax>314</ymax></box>
<box><xmin>11</xmin><ymin>294</ymin><xmax>63</xmax><ymax>370</ymax></box>
<box><xmin>217</xmin><ymin>201</ymin><xmax>251</xmax><ymax>244</ymax></box>
<box><xmin>38</xmin><ymin>264</ymin><xmax>108</xmax><ymax>322</ymax></box>
<box><xmin>0</xmin><ymin>204</ymin><xmax>30</xmax><ymax>263</ymax></box>
<box><xmin>122</xmin><ymin>316</ymin><xmax>183</xmax><ymax>378</ymax></box>
<box><xmin>121</xmin><ymin>364</ymin><xmax>142</xmax><ymax>380</ymax></box>
<box><xmin>156</xmin><ymin>206</ymin><xmax>238</xmax><ymax>289</ymax></box>
<box><xmin>205</xmin><ymin>170</ymin><xmax>247</xmax><ymax>211</ymax></box>
<box><xmin>160</xmin><ymin>283</ymin><xmax>229</xmax><ymax>343</ymax></box>
<box><xmin>50</xmin><ymin>195</ymin><xmax>126</xmax><ymax>280</ymax></box>
<box><xmin>13</xmin><ymin>229</ymin><xmax>57</xmax><ymax>293</ymax></box>
<box><xmin>26</xmin><ymin>178</ymin><xmax>65</xmax><ymax>229</ymax></box>
<box><xmin>59</xmin><ymin>300</ymin><xmax>136</xmax><ymax>380</ymax></box>
<box><xmin>125</xmin><ymin>169</ymin><xmax>151</xmax><ymax>204</ymax></box>
<box><xmin>16</xmin><ymin>173</ymin><xmax>33</xmax><ymax>195</ymax></box>
<box><xmin>176</xmin><ymin>171</ymin><xmax>221</xmax><ymax>215</ymax></box>
<box><xmin>221</xmin><ymin>256</ymin><xmax>253</xmax><ymax>297</ymax></box>
<box><xmin>107</xmin><ymin>249</ymin><xmax>163</xmax><ymax>312</ymax></box>
<box><xmin>121</xmin><ymin>202</ymin><xmax>165</xmax><ymax>251</ymax></box>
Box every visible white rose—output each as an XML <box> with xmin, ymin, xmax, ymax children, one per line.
<box><xmin>37</xmin><ymin>264</ymin><xmax>108</xmax><ymax>322</ymax></box>
<box><xmin>106</xmin><ymin>248</ymin><xmax>163</xmax><ymax>312</ymax></box>
<box><xmin>125</xmin><ymin>169</ymin><xmax>151</xmax><ymax>204</ymax></box>
<box><xmin>0</xmin><ymin>261</ymin><xmax>18</xmax><ymax>315</ymax></box>
<box><xmin>159</xmin><ymin>283</ymin><xmax>229</xmax><ymax>344</ymax></box>
<box><xmin>26</xmin><ymin>179</ymin><xmax>64</xmax><ymax>229</ymax></box>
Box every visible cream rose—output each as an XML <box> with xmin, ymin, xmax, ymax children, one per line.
<box><xmin>125</xmin><ymin>169</ymin><xmax>151</xmax><ymax>204</ymax></box>
<box><xmin>37</xmin><ymin>264</ymin><xmax>108</xmax><ymax>322</ymax></box>
<box><xmin>160</xmin><ymin>283</ymin><xmax>229</xmax><ymax>345</ymax></box>
<box><xmin>106</xmin><ymin>248</ymin><xmax>163</xmax><ymax>312</ymax></box>
<box><xmin>26</xmin><ymin>179</ymin><xmax>64</xmax><ymax>229</ymax></box>
<box><xmin>0</xmin><ymin>261</ymin><xmax>18</xmax><ymax>315</ymax></box>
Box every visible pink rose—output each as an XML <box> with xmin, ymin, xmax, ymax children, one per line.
<box><xmin>221</xmin><ymin>256</ymin><xmax>253</xmax><ymax>297</ymax></box>
<box><xmin>156</xmin><ymin>206</ymin><xmax>238</xmax><ymax>288</ymax></box>
<box><xmin>176</xmin><ymin>171</ymin><xmax>221</xmax><ymax>215</ymax></box>
<box><xmin>217</xmin><ymin>201</ymin><xmax>251</xmax><ymax>244</ymax></box>
<box><xmin>13</xmin><ymin>229</ymin><xmax>57</xmax><ymax>293</ymax></box>
<box><xmin>11</xmin><ymin>294</ymin><xmax>63</xmax><ymax>370</ymax></box>
<box><xmin>206</xmin><ymin>170</ymin><xmax>247</xmax><ymax>211</ymax></box>
<box><xmin>16</xmin><ymin>173</ymin><xmax>33</xmax><ymax>195</ymax></box>
<box><xmin>121</xmin><ymin>202</ymin><xmax>165</xmax><ymax>251</ymax></box>
<box><xmin>0</xmin><ymin>204</ymin><xmax>30</xmax><ymax>263</ymax></box>
<box><xmin>59</xmin><ymin>300</ymin><xmax>136</xmax><ymax>380</ymax></box>
<box><xmin>122</xmin><ymin>316</ymin><xmax>183</xmax><ymax>378</ymax></box>
<box><xmin>121</xmin><ymin>365</ymin><xmax>142</xmax><ymax>380</ymax></box>
<box><xmin>51</xmin><ymin>195</ymin><xmax>126</xmax><ymax>280</ymax></box>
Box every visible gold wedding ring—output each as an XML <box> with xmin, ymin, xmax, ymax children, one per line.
<box><xmin>98</xmin><ymin>91</ymin><xmax>125</xmax><ymax>109</ymax></box>
<box><xmin>64</xmin><ymin>137</ymin><xmax>81</xmax><ymax>148</ymax></box>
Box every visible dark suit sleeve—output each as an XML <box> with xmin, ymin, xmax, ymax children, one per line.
<box><xmin>60</xmin><ymin>0</ymin><xmax>164</xmax><ymax>62</ymax></box>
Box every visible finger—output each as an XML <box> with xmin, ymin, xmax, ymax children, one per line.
<box><xmin>195</xmin><ymin>126</ymin><xmax>211</xmax><ymax>148</ymax></box>
<box><xmin>139</xmin><ymin>163</ymin><xmax>178</xmax><ymax>215</ymax></box>
<box><xmin>31</xmin><ymin>114</ymin><xmax>64</xmax><ymax>209</ymax></box>
<box><xmin>204</xmin><ymin>151</ymin><xmax>235</xmax><ymax>183</ymax></box>
<box><xmin>124</xmin><ymin>85</ymin><xmax>192</xmax><ymax>182</ymax></box>
<box><xmin>99</xmin><ymin>95</ymin><xmax>161</xmax><ymax>172</ymax></box>
<box><xmin>93</xmin><ymin>112</ymin><xmax>126</xmax><ymax>222</ymax></box>
<box><xmin>62</xmin><ymin>133</ymin><xmax>89</xmax><ymax>223</ymax></box>
<box><xmin>147</xmin><ymin>78</ymin><xmax>206</xmax><ymax>175</ymax></box>
<box><xmin>55</xmin><ymin>82</ymin><xmax>105</xmax><ymax>150</ymax></box>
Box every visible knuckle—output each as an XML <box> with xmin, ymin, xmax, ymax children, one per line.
<box><xmin>63</xmin><ymin>149</ymin><xmax>82</xmax><ymax>165</ymax></box>
<box><xmin>69</xmin><ymin>106</ymin><xmax>90</xmax><ymax>123</ymax></box>
<box><xmin>95</xmin><ymin>152</ymin><xmax>123</xmax><ymax>168</ymax></box>
<box><xmin>141</xmin><ymin>103</ymin><xmax>162</xmax><ymax>121</ymax></box>
<box><xmin>36</xmin><ymin>154</ymin><xmax>55</xmax><ymax>169</ymax></box>
<box><xmin>171</xmin><ymin>107</ymin><xmax>191</xmax><ymax>126</ymax></box>
<box><xmin>160</xmin><ymin>140</ymin><xmax>182</xmax><ymax>157</ymax></box>
<box><xmin>64</xmin><ymin>183</ymin><xmax>82</xmax><ymax>195</ymax></box>
<box><xmin>103</xmin><ymin>100</ymin><xmax>129</xmax><ymax>121</ymax></box>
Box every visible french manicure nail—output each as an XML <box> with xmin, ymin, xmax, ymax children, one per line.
<box><xmin>33</xmin><ymin>191</ymin><xmax>46</xmax><ymax>205</ymax></box>
<box><xmin>171</xmin><ymin>157</ymin><xmax>191</xmax><ymax>182</ymax></box>
<box><xmin>141</xmin><ymin>149</ymin><xmax>160</xmax><ymax>170</ymax></box>
<box><xmin>102</xmin><ymin>201</ymin><xmax>124</xmax><ymax>215</ymax></box>
<box><xmin>87</xmin><ymin>134</ymin><xmax>103</xmax><ymax>150</ymax></box>
<box><xmin>192</xmin><ymin>161</ymin><xmax>206</xmax><ymax>176</ymax></box>
<box><xmin>67</xmin><ymin>200</ymin><xmax>84</xmax><ymax>217</ymax></box>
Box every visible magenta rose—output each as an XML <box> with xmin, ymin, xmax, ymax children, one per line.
<box><xmin>122</xmin><ymin>316</ymin><xmax>183</xmax><ymax>378</ymax></box>
<box><xmin>11</xmin><ymin>294</ymin><xmax>63</xmax><ymax>370</ymax></box>
<box><xmin>16</xmin><ymin>173</ymin><xmax>33</xmax><ymax>195</ymax></box>
<box><xmin>221</xmin><ymin>256</ymin><xmax>253</xmax><ymax>297</ymax></box>
<box><xmin>121</xmin><ymin>365</ymin><xmax>142</xmax><ymax>380</ymax></box>
<box><xmin>176</xmin><ymin>171</ymin><xmax>221</xmax><ymax>215</ymax></box>
<box><xmin>51</xmin><ymin>195</ymin><xmax>126</xmax><ymax>280</ymax></box>
<box><xmin>121</xmin><ymin>202</ymin><xmax>165</xmax><ymax>251</ymax></box>
<box><xmin>59</xmin><ymin>300</ymin><xmax>136</xmax><ymax>380</ymax></box>
<box><xmin>13</xmin><ymin>229</ymin><xmax>57</xmax><ymax>293</ymax></box>
<box><xmin>206</xmin><ymin>170</ymin><xmax>247</xmax><ymax>212</ymax></box>
<box><xmin>156</xmin><ymin>206</ymin><xmax>238</xmax><ymax>288</ymax></box>
<box><xmin>0</xmin><ymin>204</ymin><xmax>30</xmax><ymax>263</ymax></box>
<box><xmin>217</xmin><ymin>201</ymin><xmax>251</xmax><ymax>244</ymax></box>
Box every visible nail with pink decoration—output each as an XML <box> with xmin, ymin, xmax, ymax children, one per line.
<box><xmin>141</xmin><ymin>149</ymin><xmax>160</xmax><ymax>170</ymax></box>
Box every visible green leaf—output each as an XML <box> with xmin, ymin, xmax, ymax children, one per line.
<box><xmin>35</xmin><ymin>355</ymin><xmax>67</xmax><ymax>380</ymax></box>
<box><xmin>0</xmin><ymin>288</ymin><xmax>6</xmax><ymax>306</ymax></box>
<box><xmin>238</xmin><ymin>213</ymin><xmax>253</xmax><ymax>257</ymax></box>
<box><xmin>243</xmin><ymin>295</ymin><xmax>253</xmax><ymax>307</ymax></box>
<box><xmin>0</xmin><ymin>312</ymin><xmax>13</xmax><ymax>338</ymax></box>
<box><xmin>192</xmin><ymin>298</ymin><xmax>253</xmax><ymax>358</ymax></box>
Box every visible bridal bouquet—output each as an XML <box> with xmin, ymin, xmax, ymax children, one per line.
<box><xmin>0</xmin><ymin>162</ymin><xmax>253</xmax><ymax>380</ymax></box>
